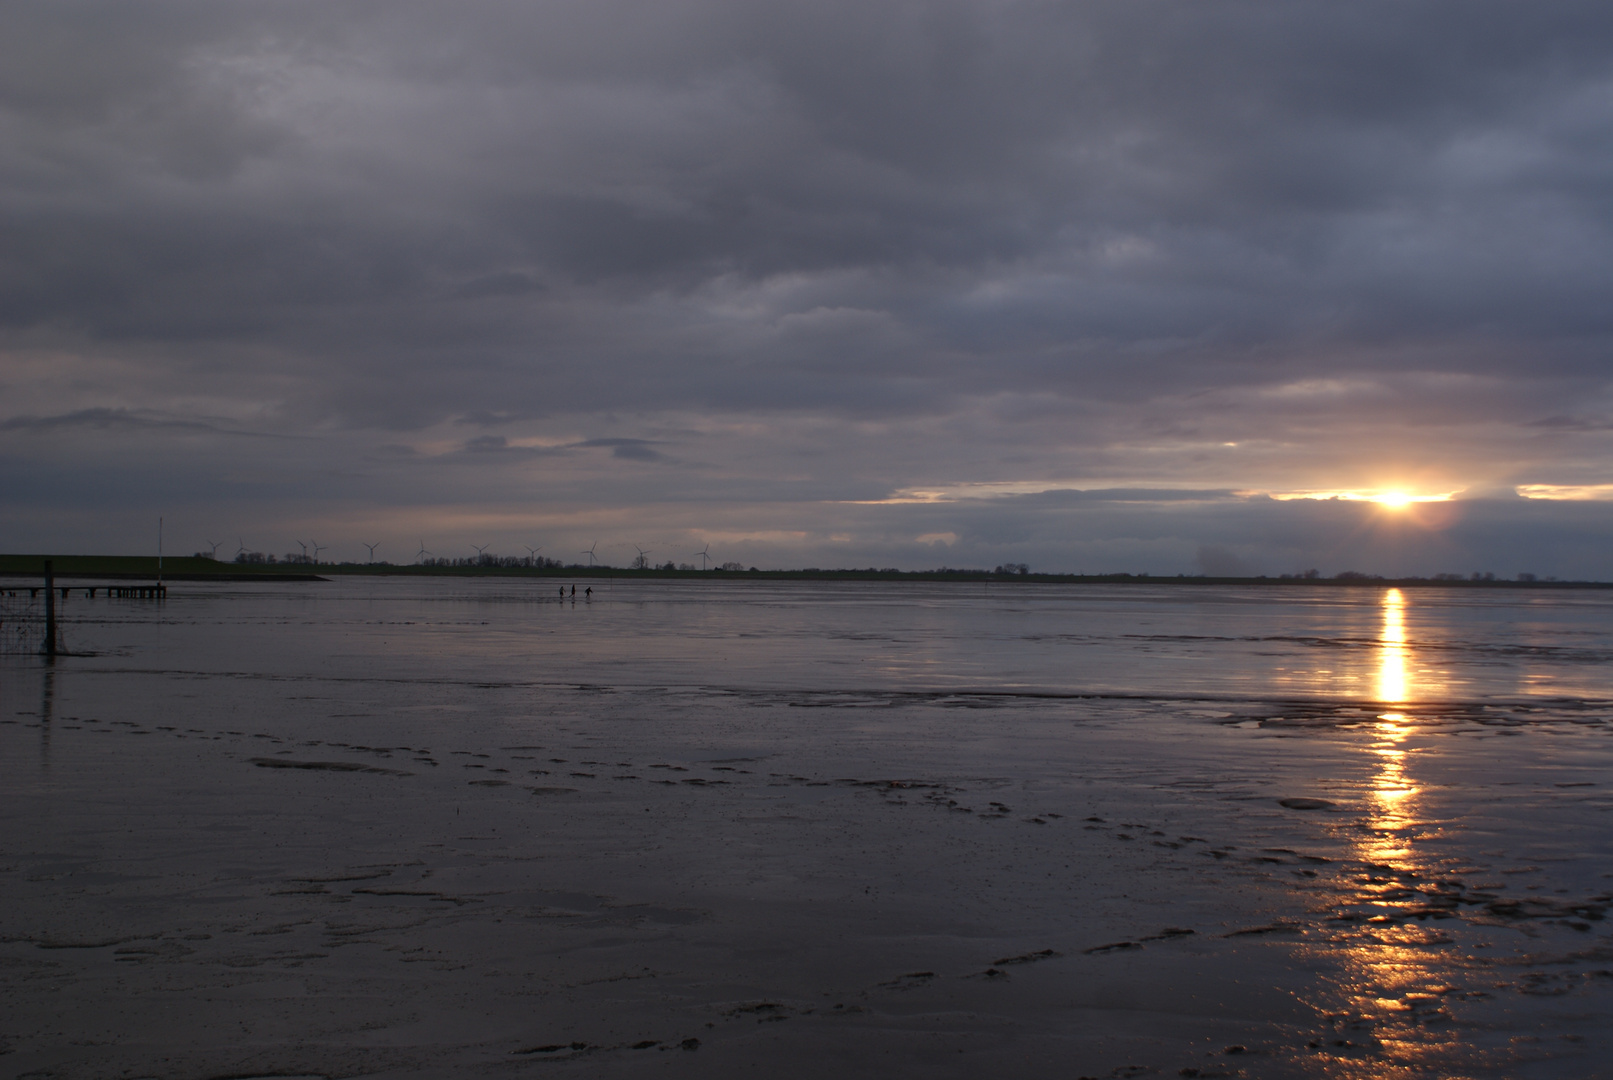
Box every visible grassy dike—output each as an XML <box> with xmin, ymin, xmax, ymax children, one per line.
<box><xmin>0</xmin><ymin>554</ymin><xmax>321</xmax><ymax>581</ymax></box>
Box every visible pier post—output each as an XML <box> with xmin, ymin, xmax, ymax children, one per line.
<box><xmin>42</xmin><ymin>560</ymin><xmax>57</xmax><ymax>659</ymax></box>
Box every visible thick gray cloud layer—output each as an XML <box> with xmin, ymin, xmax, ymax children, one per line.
<box><xmin>3</xmin><ymin>1</ymin><xmax>1613</xmax><ymax>572</ymax></box>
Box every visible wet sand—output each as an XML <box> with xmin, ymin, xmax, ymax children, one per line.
<box><xmin>2</xmin><ymin>581</ymin><xmax>1612</xmax><ymax>1078</ymax></box>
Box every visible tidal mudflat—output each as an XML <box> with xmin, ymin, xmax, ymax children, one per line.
<box><xmin>3</xmin><ymin>580</ymin><xmax>1612</xmax><ymax>1078</ymax></box>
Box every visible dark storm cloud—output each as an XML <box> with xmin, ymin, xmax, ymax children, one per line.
<box><xmin>1528</xmin><ymin>415</ymin><xmax>1613</xmax><ymax>432</ymax></box>
<box><xmin>1009</xmin><ymin>488</ymin><xmax>1243</xmax><ymax>506</ymax></box>
<box><xmin>573</xmin><ymin>438</ymin><xmax>667</xmax><ymax>462</ymax></box>
<box><xmin>5</xmin><ymin>1</ymin><xmax>1613</xmax><ymax>570</ymax></box>
<box><xmin>459</xmin><ymin>435</ymin><xmax>666</xmax><ymax>460</ymax></box>
<box><xmin>5</xmin><ymin>0</ymin><xmax>1612</xmax><ymax>425</ymax></box>
<box><xmin>0</xmin><ymin>407</ymin><xmax>295</xmax><ymax>438</ymax></box>
<box><xmin>0</xmin><ymin>408</ymin><xmax>221</xmax><ymax>433</ymax></box>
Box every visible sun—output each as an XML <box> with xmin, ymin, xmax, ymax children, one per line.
<box><xmin>1264</xmin><ymin>487</ymin><xmax>1460</xmax><ymax>506</ymax></box>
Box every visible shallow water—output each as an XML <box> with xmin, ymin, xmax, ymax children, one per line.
<box><xmin>3</xmin><ymin>579</ymin><xmax>1611</xmax><ymax>1078</ymax></box>
<box><xmin>36</xmin><ymin>577</ymin><xmax>1613</xmax><ymax>700</ymax></box>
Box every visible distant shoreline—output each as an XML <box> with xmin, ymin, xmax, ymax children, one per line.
<box><xmin>2</xmin><ymin>554</ymin><xmax>1606</xmax><ymax>588</ymax></box>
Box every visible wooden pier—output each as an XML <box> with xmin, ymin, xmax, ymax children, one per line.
<box><xmin>23</xmin><ymin>585</ymin><xmax>164</xmax><ymax>599</ymax></box>
<box><xmin>105</xmin><ymin>584</ymin><xmax>167</xmax><ymax>599</ymax></box>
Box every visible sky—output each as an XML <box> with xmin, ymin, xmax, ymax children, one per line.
<box><xmin>4</xmin><ymin>0</ymin><xmax>1613</xmax><ymax>577</ymax></box>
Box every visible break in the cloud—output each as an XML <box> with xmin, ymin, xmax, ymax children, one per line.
<box><xmin>3</xmin><ymin>0</ymin><xmax>1613</xmax><ymax>575</ymax></box>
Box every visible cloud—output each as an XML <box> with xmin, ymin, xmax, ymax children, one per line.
<box><xmin>4</xmin><ymin>1</ymin><xmax>1613</xmax><ymax>575</ymax></box>
<box><xmin>0</xmin><ymin>408</ymin><xmax>223</xmax><ymax>433</ymax></box>
<box><xmin>573</xmin><ymin>438</ymin><xmax>668</xmax><ymax>462</ymax></box>
<box><xmin>1195</xmin><ymin>545</ymin><xmax>1252</xmax><ymax>577</ymax></box>
<box><xmin>0</xmin><ymin>407</ymin><xmax>296</xmax><ymax>439</ymax></box>
<box><xmin>453</xmin><ymin>272</ymin><xmax>544</xmax><ymax>300</ymax></box>
<box><xmin>456</xmin><ymin>433</ymin><xmax>668</xmax><ymax>460</ymax></box>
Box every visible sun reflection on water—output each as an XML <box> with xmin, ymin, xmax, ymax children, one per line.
<box><xmin>1363</xmin><ymin>712</ymin><xmax>1418</xmax><ymax>863</ymax></box>
<box><xmin>1363</xmin><ymin>589</ymin><xmax>1444</xmax><ymax>862</ymax></box>
<box><xmin>1303</xmin><ymin>591</ymin><xmax>1487</xmax><ymax>1076</ymax></box>
<box><xmin>1376</xmin><ymin>588</ymin><xmax>1408</xmax><ymax>704</ymax></box>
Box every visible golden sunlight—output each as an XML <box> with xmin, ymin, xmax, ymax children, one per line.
<box><xmin>1377</xmin><ymin>588</ymin><xmax>1408</xmax><ymax>703</ymax></box>
<box><xmin>1265</xmin><ymin>488</ymin><xmax>1460</xmax><ymax>505</ymax></box>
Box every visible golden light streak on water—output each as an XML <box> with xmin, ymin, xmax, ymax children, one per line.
<box><xmin>1377</xmin><ymin>588</ymin><xmax>1408</xmax><ymax>704</ymax></box>
<box><xmin>1364</xmin><ymin>711</ymin><xmax>1418</xmax><ymax>861</ymax></box>
<box><xmin>1302</xmin><ymin>593</ymin><xmax>1485</xmax><ymax>1076</ymax></box>
<box><xmin>1299</xmin><ymin>708</ymin><xmax>1465</xmax><ymax>1079</ymax></box>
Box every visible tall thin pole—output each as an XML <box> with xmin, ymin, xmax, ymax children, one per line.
<box><xmin>42</xmin><ymin>559</ymin><xmax>57</xmax><ymax>659</ymax></box>
<box><xmin>158</xmin><ymin>516</ymin><xmax>163</xmax><ymax>592</ymax></box>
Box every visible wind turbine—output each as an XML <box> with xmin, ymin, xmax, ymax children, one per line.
<box><xmin>524</xmin><ymin>544</ymin><xmax>542</xmax><ymax>567</ymax></box>
<box><xmin>296</xmin><ymin>540</ymin><xmax>309</xmax><ymax>562</ymax></box>
<box><xmin>363</xmin><ymin>542</ymin><xmax>379</xmax><ymax>563</ymax></box>
<box><xmin>472</xmin><ymin>543</ymin><xmax>490</xmax><ymax>563</ymax></box>
<box><xmin>634</xmin><ymin>545</ymin><xmax>652</xmax><ymax>570</ymax></box>
<box><xmin>205</xmin><ymin>539</ymin><xmax>221</xmax><ymax>559</ymax></box>
<box><xmin>236</xmin><ymin>537</ymin><xmax>247</xmax><ymax>559</ymax></box>
<box><xmin>581</xmin><ymin>541</ymin><xmax>599</xmax><ymax>567</ymax></box>
<box><xmin>416</xmin><ymin>539</ymin><xmax>432</xmax><ymax>564</ymax></box>
<box><xmin>310</xmin><ymin>540</ymin><xmax>326</xmax><ymax>564</ymax></box>
<box><xmin>693</xmin><ymin>544</ymin><xmax>712</xmax><ymax>570</ymax></box>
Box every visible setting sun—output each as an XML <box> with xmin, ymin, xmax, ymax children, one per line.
<box><xmin>1265</xmin><ymin>488</ymin><xmax>1460</xmax><ymax>506</ymax></box>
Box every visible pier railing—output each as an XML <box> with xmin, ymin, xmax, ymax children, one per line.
<box><xmin>0</xmin><ymin>561</ymin><xmax>166</xmax><ymax>658</ymax></box>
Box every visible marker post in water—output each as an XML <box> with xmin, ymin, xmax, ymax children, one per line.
<box><xmin>42</xmin><ymin>560</ymin><xmax>56</xmax><ymax>660</ymax></box>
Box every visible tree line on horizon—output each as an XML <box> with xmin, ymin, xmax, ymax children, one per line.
<box><xmin>221</xmin><ymin>549</ymin><xmax>1557</xmax><ymax>581</ymax></box>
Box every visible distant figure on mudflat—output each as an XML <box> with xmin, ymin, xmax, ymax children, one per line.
<box><xmin>558</xmin><ymin>587</ymin><xmax>564</xmax><ymax>598</ymax></box>
<box><xmin>570</xmin><ymin>585</ymin><xmax>576</xmax><ymax>597</ymax></box>
<box><xmin>585</xmin><ymin>586</ymin><xmax>592</xmax><ymax>599</ymax></box>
